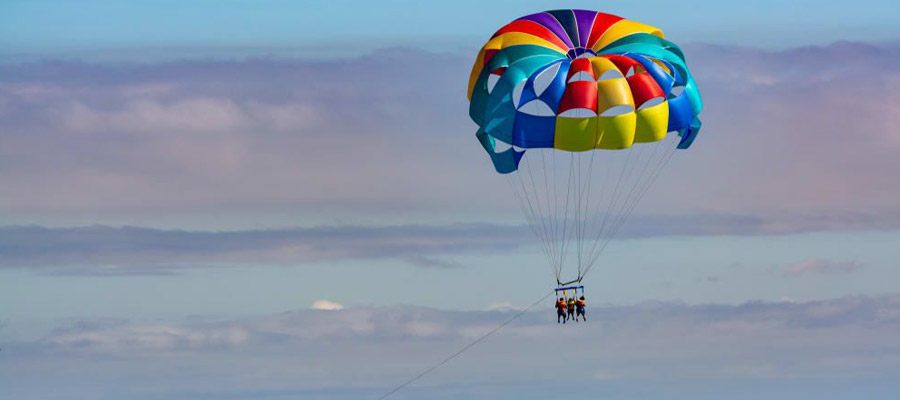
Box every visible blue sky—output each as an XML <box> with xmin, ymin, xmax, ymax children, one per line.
<box><xmin>2</xmin><ymin>0</ymin><xmax>900</xmax><ymax>58</ymax></box>
<box><xmin>1</xmin><ymin>2</ymin><xmax>899</xmax><ymax>399</ymax></box>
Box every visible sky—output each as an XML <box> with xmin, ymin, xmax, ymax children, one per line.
<box><xmin>2</xmin><ymin>0</ymin><xmax>900</xmax><ymax>58</ymax></box>
<box><xmin>1</xmin><ymin>1</ymin><xmax>899</xmax><ymax>399</ymax></box>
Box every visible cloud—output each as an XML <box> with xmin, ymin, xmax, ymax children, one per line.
<box><xmin>310</xmin><ymin>300</ymin><xmax>344</xmax><ymax>311</ymax></box>
<box><xmin>0</xmin><ymin>224</ymin><xmax>525</xmax><ymax>269</ymax></box>
<box><xmin>4</xmin><ymin>295</ymin><xmax>897</xmax><ymax>399</ymax></box>
<box><xmin>783</xmin><ymin>259</ymin><xmax>867</xmax><ymax>277</ymax></box>
<box><xmin>662</xmin><ymin>42</ymin><xmax>900</xmax><ymax>217</ymax></box>
<box><xmin>32</xmin><ymin>294</ymin><xmax>900</xmax><ymax>352</ymax></box>
<box><xmin>2</xmin><ymin>215</ymin><xmax>897</xmax><ymax>271</ymax></box>
<box><xmin>0</xmin><ymin>50</ymin><xmax>476</xmax><ymax>221</ymax></box>
<box><xmin>45</xmin><ymin>324</ymin><xmax>253</xmax><ymax>351</ymax></box>
<box><xmin>483</xmin><ymin>302</ymin><xmax>520</xmax><ymax>312</ymax></box>
<box><xmin>1</xmin><ymin>43</ymin><xmax>899</xmax><ymax>231</ymax></box>
<box><xmin>403</xmin><ymin>255</ymin><xmax>464</xmax><ymax>269</ymax></box>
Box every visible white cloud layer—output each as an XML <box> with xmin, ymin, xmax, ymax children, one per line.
<box><xmin>2</xmin><ymin>295</ymin><xmax>897</xmax><ymax>399</ymax></box>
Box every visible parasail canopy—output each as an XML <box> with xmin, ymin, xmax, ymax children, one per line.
<box><xmin>466</xmin><ymin>9</ymin><xmax>703</xmax><ymax>285</ymax></box>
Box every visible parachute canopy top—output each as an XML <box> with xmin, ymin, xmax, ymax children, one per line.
<box><xmin>467</xmin><ymin>9</ymin><xmax>702</xmax><ymax>174</ymax></box>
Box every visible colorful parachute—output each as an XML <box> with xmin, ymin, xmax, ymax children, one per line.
<box><xmin>467</xmin><ymin>10</ymin><xmax>702</xmax><ymax>285</ymax></box>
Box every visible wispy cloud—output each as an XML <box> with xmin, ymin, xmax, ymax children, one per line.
<box><xmin>403</xmin><ymin>255</ymin><xmax>464</xmax><ymax>269</ymax></box>
<box><xmin>783</xmin><ymin>259</ymin><xmax>867</xmax><ymax>277</ymax></box>
<box><xmin>0</xmin><ymin>224</ymin><xmax>524</xmax><ymax>270</ymax></box>
<box><xmin>2</xmin><ymin>215</ymin><xmax>897</xmax><ymax>271</ymax></box>
<box><xmin>4</xmin><ymin>295</ymin><xmax>897</xmax><ymax>399</ymax></box>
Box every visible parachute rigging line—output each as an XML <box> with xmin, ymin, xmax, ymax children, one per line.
<box><xmin>505</xmin><ymin>133</ymin><xmax>680</xmax><ymax>286</ymax></box>
<box><xmin>374</xmin><ymin>290</ymin><xmax>555</xmax><ymax>400</ymax></box>
<box><xmin>581</xmin><ymin>140</ymin><xmax>678</xmax><ymax>278</ymax></box>
<box><xmin>505</xmin><ymin>176</ymin><xmax>559</xmax><ymax>283</ymax></box>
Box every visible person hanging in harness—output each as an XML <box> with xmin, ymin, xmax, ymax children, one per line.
<box><xmin>575</xmin><ymin>296</ymin><xmax>586</xmax><ymax>322</ymax></box>
<box><xmin>567</xmin><ymin>297</ymin><xmax>576</xmax><ymax>322</ymax></box>
<box><xmin>555</xmin><ymin>297</ymin><xmax>568</xmax><ymax>324</ymax></box>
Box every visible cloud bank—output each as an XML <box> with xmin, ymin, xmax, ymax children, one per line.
<box><xmin>3</xmin><ymin>295</ymin><xmax>898</xmax><ymax>399</ymax></box>
<box><xmin>1</xmin><ymin>43</ymin><xmax>899</xmax><ymax>229</ymax></box>
<box><xmin>3</xmin><ymin>215</ymin><xmax>897</xmax><ymax>270</ymax></box>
